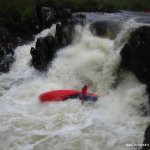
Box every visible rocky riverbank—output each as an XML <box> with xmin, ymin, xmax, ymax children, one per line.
<box><xmin>0</xmin><ymin>6</ymin><xmax>85</xmax><ymax>72</ymax></box>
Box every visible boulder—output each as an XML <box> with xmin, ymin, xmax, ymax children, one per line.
<box><xmin>31</xmin><ymin>8</ymin><xmax>86</xmax><ymax>70</ymax></box>
<box><xmin>55</xmin><ymin>11</ymin><xmax>86</xmax><ymax>48</ymax></box>
<box><xmin>41</xmin><ymin>7</ymin><xmax>57</xmax><ymax>29</ymax></box>
<box><xmin>30</xmin><ymin>21</ymin><xmax>74</xmax><ymax>70</ymax></box>
<box><xmin>120</xmin><ymin>26</ymin><xmax>150</xmax><ymax>86</ymax></box>
<box><xmin>55</xmin><ymin>22</ymin><xmax>74</xmax><ymax>47</ymax></box>
<box><xmin>120</xmin><ymin>26</ymin><xmax>150</xmax><ymax>150</ymax></box>
<box><xmin>30</xmin><ymin>34</ymin><xmax>57</xmax><ymax>70</ymax></box>
<box><xmin>89</xmin><ymin>20</ymin><xmax>120</xmax><ymax>39</ymax></box>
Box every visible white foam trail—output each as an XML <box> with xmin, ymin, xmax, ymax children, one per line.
<box><xmin>0</xmin><ymin>21</ymin><xmax>149</xmax><ymax>150</ymax></box>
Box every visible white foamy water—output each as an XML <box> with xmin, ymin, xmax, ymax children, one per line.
<box><xmin>0</xmin><ymin>20</ymin><xmax>150</xmax><ymax>150</ymax></box>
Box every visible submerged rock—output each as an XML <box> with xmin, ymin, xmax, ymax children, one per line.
<box><xmin>89</xmin><ymin>20</ymin><xmax>120</xmax><ymax>39</ymax></box>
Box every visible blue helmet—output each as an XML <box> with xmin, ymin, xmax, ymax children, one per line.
<box><xmin>82</xmin><ymin>95</ymin><xmax>98</xmax><ymax>102</ymax></box>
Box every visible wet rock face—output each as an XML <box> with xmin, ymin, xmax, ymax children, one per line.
<box><xmin>142</xmin><ymin>125</ymin><xmax>150</xmax><ymax>150</ymax></box>
<box><xmin>0</xmin><ymin>6</ymin><xmax>86</xmax><ymax>72</ymax></box>
<box><xmin>0</xmin><ymin>16</ymin><xmax>35</xmax><ymax>73</ymax></box>
<box><xmin>30</xmin><ymin>24</ymin><xmax>74</xmax><ymax>70</ymax></box>
<box><xmin>120</xmin><ymin>26</ymin><xmax>150</xmax><ymax>148</ymax></box>
<box><xmin>55</xmin><ymin>11</ymin><xmax>86</xmax><ymax>48</ymax></box>
<box><xmin>55</xmin><ymin>23</ymin><xmax>74</xmax><ymax>48</ymax></box>
<box><xmin>89</xmin><ymin>20</ymin><xmax>120</xmax><ymax>39</ymax></box>
<box><xmin>30</xmin><ymin>9</ymin><xmax>86</xmax><ymax>70</ymax></box>
<box><xmin>41</xmin><ymin>7</ymin><xmax>57</xmax><ymax>29</ymax></box>
<box><xmin>30</xmin><ymin>34</ymin><xmax>57</xmax><ymax>70</ymax></box>
<box><xmin>120</xmin><ymin>26</ymin><xmax>150</xmax><ymax>86</ymax></box>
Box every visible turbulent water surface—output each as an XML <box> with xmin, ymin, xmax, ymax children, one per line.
<box><xmin>0</xmin><ymin>12</ymin><xmax>150</xmax><ymax>150</ymax></box>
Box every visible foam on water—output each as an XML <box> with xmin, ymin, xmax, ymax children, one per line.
<box><xmin>0</xmin><ymin>20</ymin><xmax>149</xmax><ymax>150</ymax></box>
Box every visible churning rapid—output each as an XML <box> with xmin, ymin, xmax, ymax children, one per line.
<box><xmin>0</xmin><ymin>15</ymin><xmax>150</xmax><ymax>150</ymax></box>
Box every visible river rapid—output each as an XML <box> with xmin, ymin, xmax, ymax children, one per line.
<box><xmin>0</xmin><ymin>11</ymin><xmax>150</xmax><ymax>150</ymax></box>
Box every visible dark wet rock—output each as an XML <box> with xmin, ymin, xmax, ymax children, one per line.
<box><xmin>74</xmin><ymin>14</ymin><xmax>86</xmax><ymax>26</ymax></box>
<box><xmin>55</xmin><ymin>10</ymin><xmax>86</xmax><ymax>48</ymax></box>
<box><xmin>41</xmin><ymin>7</ymin><xmax>57</xmax><ymax>29</ymax></box>
<box><xmin>59</xmin><ymin>8</ymin><xmax>72</xmax><ymax>22</ymax></box>
<box><xmin>89</xmin><ymin>20</ymin><xmax>120</xmax><ymax>39</ymax></box>
<box><xmin>55</xmin><ymin>9</ymin><xmax>75</xmax><ymax>47</ymax></box>
<box><xmin>30</xmin><ymin>34</ymin><xmax>57</xmax><ymax>70</ymax></box>
<box><xmin>0</xmin><ymin>27</ymin><xmax>16</xmax><ymax>73</ymax></box>
<box><xmin>120</xmin><ymin>26</ymin><xmax>150</xmax><ymax>150</ymax></box>
<box><xmin>0</xmin><ymin>25</ymin><xmax>32</xmax><ymax>73</ymax></box>
<box><xmin>33</xmin><ymin>6</ymin><xmax>58</xmax><ymax>32</ymax></box>
<box><xmin>120</xmin><ymin>25</ymin><xmax>150</xmax><ymax>106</ymax></box>
<box><xmin>31</xmin><ymin>9</ymin><xmax>86</xmax><ymax>70</ymax></box>
<box><xmin>55</xmin><ymin>22</ymin><xmax>74</xmax><ymax>47</ymax></box>
<box><xmin>0</xmin><ymin>7</ymin><xmax>75</xmax><ymax>73</ymax></box>
<box><xmin>0</xmin><ymin>45</ymin><xmax>15</xmax><ymax>73</ymax></box>
<box><xmin>33</xmin><ymin>7</ymin><xmax>86</xmax><ymax>31</ymax></box>
<box><xmin>142</xmin><ymin>125</ymin><xmax>150</xmax><ymax>150</ymax></box>
<box><xmin>31</xmin><ymin>21</ymin><xmax>74</xmax><ymax>70</ymax></box>
<box><xmin>1</xmin><ymin>15</ymin><xmax>33</xmax><ymax>42</ymax></box>
<box><xmin>0</xmin><ymin>55</ymin><xmax>15</xmax><ymax>73</ymax></box>
<box><xmin>120</xmin><ymin>26</ymin><xmax>150</xmax><ymax>86</ymax></box>
<box><xmin>0</xmin><ymin>27</ymin><xmax>18</xmax><ymax>48</ymax></box>
<box><xmin>59</xmin><ymin>9</ymin><xmax>85</xmax><ymax>26</ymax></box>
<box><xmin>0</xmin><ymin>6</ymin><xmax>86</xmax><ymax>72</ymax></box>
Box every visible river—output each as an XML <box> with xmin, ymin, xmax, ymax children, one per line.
<box><xmin>0</xmin><ymin>11</ymin><xmax>150</xmax><ymax>150</ymax></box>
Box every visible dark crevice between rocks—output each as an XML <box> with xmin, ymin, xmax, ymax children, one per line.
<box><xmin>120</xmin><ymin>26</ymin><xmax>150</xmax><ymax>149</ymax></box>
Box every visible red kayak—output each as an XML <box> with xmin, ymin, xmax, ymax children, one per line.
<box><xmin>39</xmin><ymin>85</ymin><xmax>98</xmax><ymax>104</ymax></box>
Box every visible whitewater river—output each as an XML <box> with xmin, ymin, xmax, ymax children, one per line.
<box><xmin>0</xmin><ymin>12</ymin><xmax>150</xmax><ymax>150</ymax></box>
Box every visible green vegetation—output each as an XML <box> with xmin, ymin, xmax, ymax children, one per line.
<box><xmin>0</xmin><ymin>0</ymin><xmax>150</xmax><ymax>17</ymax></box>
<box><xmin>0</xmin><ymin>0</ymin><xmax>150</xmax><ymax>24</ymax></box>
<box><xmin>35</xmin><ymin>0</ymin><xmax>150</xmax><ymax>11</ymax></box>
<box><xmin>0</xmin><ymin>0</ymin><xmax>33</xmax><ymax>26</ymax></box>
